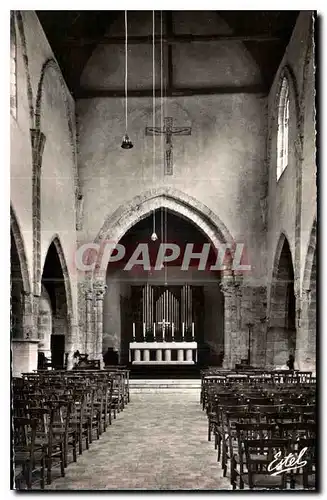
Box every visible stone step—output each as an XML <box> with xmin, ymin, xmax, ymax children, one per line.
<box><xmin>129</xmin><ymin>378</ymin><xmax>201</xmax><ymax>393</ymax></box>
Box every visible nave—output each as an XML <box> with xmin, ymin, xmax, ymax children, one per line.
<box><xmin>45</xmin><ymin>392</ymin><xmax>231</xmax><ymax>491</ymax></box>
<box><xmin>13</xmin><ymin>368</ymin><xmax>316</xmax><ymax>491</ymax></box>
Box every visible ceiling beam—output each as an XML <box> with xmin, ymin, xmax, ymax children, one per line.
<box><xmin>60</xmin><ymin>33</ymin><xmax>283</xmax><ymax>47</ymax></box>
<box><xmin>75</xmin><ymin>85</ymin><xmax>267</xmax><ymax>99</ymax></box>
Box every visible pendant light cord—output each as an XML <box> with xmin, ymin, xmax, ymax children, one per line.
<box><xmin>125</xmin><ymin>10</ymin><xmax>128</xmax><ymax>133</ymax></box>
<box><xmin>152</xmin><ymin>10</ymin><xmax>156</xmax><ymax>232</ymax></box>
<box><xmin>152</xmin><ymin>11</ymin><xmax>156</xmax><ymax>183</ymax></box>
<box><xmin>160</xmin><ymin>11</ymin><xmax>164</xmax><ymax>175</ymax></box>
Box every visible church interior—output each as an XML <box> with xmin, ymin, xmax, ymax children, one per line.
<box><xmin>11</xmin><ymin>10</ymin><xmax>317</xmax><ymax>490</ymax></box>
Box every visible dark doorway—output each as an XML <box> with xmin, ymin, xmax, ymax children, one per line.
<box><xmin>51</xmin><ymin>335</ymin><xmax>65</xmax><ymax>369</ymax></box>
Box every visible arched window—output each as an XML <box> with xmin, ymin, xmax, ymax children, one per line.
<box><xmin>10</xmin><ymin>11</ymin><xmax>17</xmax><ymax>119</ymax></box>
<box><xmin>276</xmin><ymin>76</ymin><xmax>289</xmax><ymax>180</ymax></box>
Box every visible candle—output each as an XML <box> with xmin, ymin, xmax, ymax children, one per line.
<box><xmin>172</xmin><ymin>323</ymin><xmax>175</xmax><ymax>341</ymax></box>
<box><xmin>132</xmin><ymin>322</ymin><xmax>136</xmax><ymax>341</ymax></box>
<box><xmin>143</xmin><ymin>322</ymin><xmax>146</xmax><ymax>340</ymax></box>
<box><xmin>192</xmin><ymin>322</ymin><xmax>194</xmax><ymax>340</ymax></box>
<box><xmin>154</xmin><ymin>322</ymin><xmax>156</xmax><ymax>342</ymax></box>
<box><xmin>182</xmin><ymin>322</ymin><xmax>185</xmax><ymax>341</ymax></box>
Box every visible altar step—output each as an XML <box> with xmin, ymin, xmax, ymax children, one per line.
<box><xmin>129</xmin><ymin>378</ymin><xmax>201</xmax><ymax>393</ymax></box>
<box><xmin>129</xmin><ymin>364</ymin><xmax>201</xmax><ymax>379</ymax></box>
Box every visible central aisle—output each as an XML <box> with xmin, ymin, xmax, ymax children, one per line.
<box><xmin>47</xmin><ymin>391</ymin><xmax>231</xmax><ymax>490</ymax></box>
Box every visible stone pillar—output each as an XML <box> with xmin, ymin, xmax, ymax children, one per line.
<box><xmin>22</xmin><ymin>291</ymin><xmax>36</xmax><ymax>340</ymax></box>
<box><xmin>66</xmin><ymin>322</ymin><xmax>79</xmax><ymax>370</ymax></box>
<box><xmin>94</xmin><ymin>281</ymin><xmax>107</xmax><ymax>365</ymax></box>
<box><xmin>12</xmin><ymin>339</ymin><xmax>39</xmax><ymax>377</ymax></box>
<box><xmin>85</xmin><ymin>287</ymin><xmax>94</xmax><ymax>356</ymax></box>
<box><xmin>296</xmin><ymin>289</ymin><xmax>315</xmax><ymax>372</ymax></box>
<box><xmin>220</xmin><ymin>273</ymin><xmax>242</xmax><ymax>369</ymax></box>
<box><xmin>30</xmin><ymin>129</ymin><xmax>46</xmax><ymax>297</ymax></box>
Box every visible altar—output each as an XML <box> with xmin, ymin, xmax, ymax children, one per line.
<box><xmin>127</xmin><ymin>284</ymin><xmax>200</xmax><ymax>366</ymax></box>
<box><xmin>129</xmin><ymin>341</ymin><xmax>198</xmax><ymax>365</ymax></box>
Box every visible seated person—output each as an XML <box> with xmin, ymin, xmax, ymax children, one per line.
<box><xmin>37</xmin><ymin>351</ymin><xmax>47</xmax><ymax>370</ymax></box>
<box><xmin>103</xmin><ymin>347</ymin><xmax>119</xmax><ymax>366</ymax></box>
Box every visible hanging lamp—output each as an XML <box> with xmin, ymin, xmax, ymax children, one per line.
<box><xmin>121</xmin><ymin>10</ymin><xmax>133</xmax><ymax>149</ymax></box>
<box><xmin>151</xmin><ymin>209</ymin><xmax>158</xmax><ymax>241</ymax></box>
<box><xmin>150</xmin><ymin>12</ymin><xmax>158</xmax><ymax>242</ymax></box>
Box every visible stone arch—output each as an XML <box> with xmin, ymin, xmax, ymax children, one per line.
<box><xmin>35</xmin><ymin>58</ymin><xmax>78</xmax><ymax>194</ymax></box>
<box><xmin>43</xmin><ymin>234</ymin><xmax>74</xmax><ymax>325</ymax></box>
<box><xmin>267</xmin><ymin>233</ymin><xmax>296</xmax><ymax>367</ymax></box>
<box><xmin>41</xmin><ymin>234</ymin><xmax>75</xmax><ymax>368</ymax></box>
<box><xmin>92</xmin><ymin>187</ymin><xmax>235</xmax><ymax>282</ymax></box>
<box><xmin>10</xmin><ymin>205</ymin><xmax>33</xmax><ymax>340</ymax></box>
<box><xmin>271</xmin><ymin>232</ymin><xmax>294</xmax><ymax>282</ymax></box>
<box><xmin>296</xmin><ymin>217</ymin><xmax>317</xmax><ymax>371</ymax></box>
<box><xmin>302</xmin><ymin>217</ymin><xmax>317</xmax><ymax>292</ymax></box>
<box><xmin>10</xmin><ymin>205</ymin><xmax>32</xmax><ymax>297</ymax></box>
<box><xmin>15</xmin><ymin>11</ymin><xmax>34</xmax><ymax>127</ymax></box>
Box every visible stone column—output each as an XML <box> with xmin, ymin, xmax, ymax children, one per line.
<box><xmin>94</xmin><ymin>281</ymin><xmax>107</xmax><ymax>365</ymax></box>
<box><xmin>296</xmin><ymin>289</ymin><xmax>315</xmax><ymax>372</ymax></box>
<box><xmin>220</xmin><ymin>273</ymin><xmax>242</xmax><ymax>369</ymax></box>
<box><xmin>30</xmin><ymin>129</ymin><xmax>46</xmax><ymax>297</ymax></box>
<box><xmin>22</xmin><ymin>291</ymin><xmax>36</xmax><ymax>340</ymax></box>
<box><xmin>66</xmin><ymin>321</ymin><xmax>79</xmax><ymax>370</ymax></box>
<box><xmin>12</xmin><ymin>293</ymin><xmax>39</xmax><ymax>376</ymax></box>
<box><xmin>85</xmin><ymin>287</ymin><xmax>94</xmax><ymax>356</ymax></box>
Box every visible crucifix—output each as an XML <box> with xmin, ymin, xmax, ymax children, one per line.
<box><xmin>158</xmin><ymin>318</ymin><xmax>170</xmax><ymax>341</ymax></box>
<box><xmin>146</xmin><ymin>117</ymin><xmax>192</xmax><ymax>175</ymax></box>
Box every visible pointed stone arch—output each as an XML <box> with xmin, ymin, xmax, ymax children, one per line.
<box><xmin>42</xmin><ymin>234</ymin><xmax>74</xmax><ymax>326</ymax></box>
<box><xmin>296</xmin><ymin>217</ymin><xmax>317</xmax><ymax>371</ymax></box>
<box><xmin>302</xmin><ymin>217</ymin><xmax>317</xmax><ymax>293</ymax></box>
<box><xmin>92</xmin><ymin>187</ymin><xmax>234</xmax><ymax>283</ymax></box>
<box><xmin>10</xmin><ymin>205</ymin><xmax>32</xmax><ymax>298</ymax></box>
<box><xmin>15</xmin><ymin>11</ymin><xmax>34</xmax><ymax>127</ymax></box>
<box><xmin>267</xmin><ymin>233</ymin><xmax>296</xmax><ymax>367</ymax></box>
<box><xmin>41</xmin><ymin>234</ymin><xmax>75</xmax><ymax>368</ymax></box>
<box><xmin>35</xmin><ymin>58</ymin><xmax>78</xmax><ymax>191</ymax></box>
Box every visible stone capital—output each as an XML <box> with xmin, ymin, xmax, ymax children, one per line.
<box><xmin>94</xmin><ymin>281</ymin><xmax>107</xmax><ymax>300</ymax></box>
<box><xmin>219</xmin><ymin>272</ymin><xmax>242</xmax><ymax>296</ymax></box>
<box><xmin>85</xmin><ymin>288</ymin><xmax>94</xmax><ymax>301</ymax></box>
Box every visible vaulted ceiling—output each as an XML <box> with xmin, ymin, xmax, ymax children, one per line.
<box><xmin>36</xmin><ymin>10</ymin><xmax>299</xmax><ymax>99</ymax></box>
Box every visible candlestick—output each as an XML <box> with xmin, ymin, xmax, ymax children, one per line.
<box><xmin>192</xmin><ymin>322</ymin><xmax>194</xmax><ymax>340</ymax></box>
<box><xmin>182</xmin><ymin>322</ymin><xmax>185</xmax><ymax>341</ymax></box>
<box><xmin>132</xmin><ymin>322</ymin><xmax>135</xmax><ymax>341</ymax></box>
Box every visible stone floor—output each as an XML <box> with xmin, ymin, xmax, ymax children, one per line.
<box><xmin>46</xmin><ymin>391</ymin><xmax>232</xmax><ymax>490</ymax></box>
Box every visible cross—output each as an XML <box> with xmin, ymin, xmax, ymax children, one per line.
<box><xmin>146</xmin><ymin>117</ymin><xmax>192</xmax><ymax>175</ymax></box>
<box><xmin>158</xmin><ymin>318</ymin><xmax>170</xmax><ymax>338</ymax></box>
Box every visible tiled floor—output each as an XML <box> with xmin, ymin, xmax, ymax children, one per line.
<box><xmin>46</xmin><ymin>391</ymin><xmax>232</xmax><ymax>490</ymax></box>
